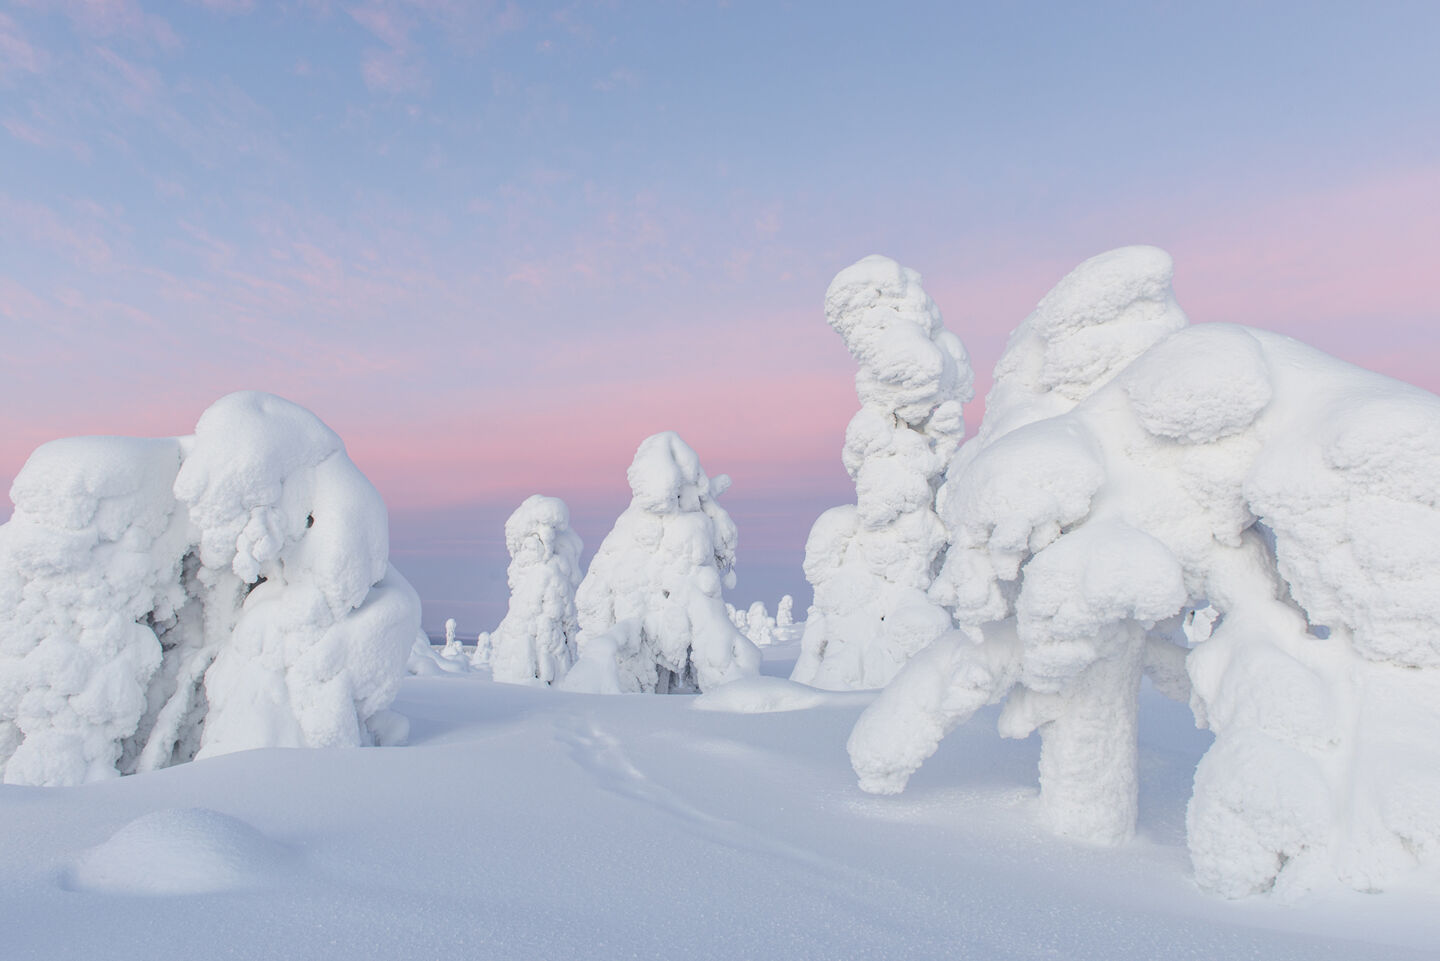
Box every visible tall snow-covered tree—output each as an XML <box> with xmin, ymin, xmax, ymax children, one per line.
<box><xmin>849</xmin><ymin>247</ymin><xmax>1440</xmax><ymax>897</ymax></box>
<box><xmin>791</xmin><ymin>255</ymin><xmax>974</xmax><ymax>691</ymax></box>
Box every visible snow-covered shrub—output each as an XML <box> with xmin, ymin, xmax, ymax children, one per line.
<box><xmin>443</xmin><ymin>619</ymin><xmax>460</xmax><ymax>655</ymax></box>
<box><xmin>776</xmin><ymin>595</ymin><xmax>794</xmax><ymax>628</ymax></box>
<box><xmin>489</xmin><ymin>495</ymin><xmax>583</xmax><ymax>686</ymax></box>
<box><xmin>0</xmin><ymin>392</ymin><xmax>420</xmax><ymax>786</ymax></box>
<box><xmin>561</xmin><ymin>432</ymin><xmax>760</xmax><ymax>694</ymax></box>
<box><xmin>849</xmin><ymin>246</ymin><xmax>1440</xmax><ymax>897</ymax></box>
<box><xmin>791</xmin><ymin>255</ymin><xmax>974</xmax><ymax>690</ymax></box>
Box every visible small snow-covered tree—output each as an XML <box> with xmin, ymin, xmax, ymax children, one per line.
<box><xmin>562</xmin><ymin>432</ymin><xmax>760</xmax><ymax>694</ymax></box>
<box><xmin>489</xmin><ymin>495</ymin><xmax>583</xmax><ymax>686</ymax></box>
<box><xmin>744</xmin><ymin>601</ymin><xmax>775</xmax><ymax>647</ymax></box>
<box><xmin>0</xmin><ymin>392</ymin><xmax>420</xmax><ymax>786</ymax></box>
<box><xmin>848</xmin><ymin>246</ymin><xmax>1440</xmax><ymax>897</ymax></box>
<box><xmin>776</xmin><ymin>595</ymin><xmax>794</xmax><ymax>628</ymax></box>
<box><xmin>442</xmin><ymin>618</ymin><xmax>465</xmax><ymax>658</ymax></box>
<box><xmin>470</xmin><ymin>632</ymin><xmax>492</xmax><ymax>669</ymax></box>
<box><xmin>791</xmin><ymin>255</ymin><xmax>974</xmax><ymax>690</ymax></box>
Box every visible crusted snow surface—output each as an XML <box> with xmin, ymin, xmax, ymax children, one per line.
<box><xmin>851</xmin><ymin>247</ymin><xmax>1440</xmax><ymax>897</ymax></box>
<box><xmin>489</xmin><ymin>495</ymin><xmax>583</xmax><ymax>686</ymax></box>
<box><xmin>793</xmin><ymin>255</ymin><xmax>974</xmax><ymax>691</ymax></box>
<box><xmin>562</xmin><ymin>432</ymin><xmax>760</xmax><ymax>694</ymax></box>
<box><xmin>0</xmin><ymin>392</ymin><xmax>420</xmax><ymax>786</ymax></box>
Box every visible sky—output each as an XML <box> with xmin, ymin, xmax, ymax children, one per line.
<box><xmin>1</xmin><ymin>0</ymin><xmax>1438</xmax><ymax>633</ymax></box>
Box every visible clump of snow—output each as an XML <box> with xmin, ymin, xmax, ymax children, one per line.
<box><xmin>848</xmin><ymin>247</ymin><xmax>1440</xmax><ymax>897</ymax></box>
<box><xmin>792</xmin><ymin>255</ymin><xmax>974</xmax><ymax>690</ymax></box>
<box><xmin>562</xmin><ymin>432</ymin><xmax>760</xmax><ymax>694</ymax></box>
<box><xmin>0</xmin><ymin>392</ymin><xmax>420</xmax><ymax>786</ymax></box>
<box><xmin>489</xmin><ymin>495</ymin><xmax>583</xmax><ymax>686</ymax></box>
<box><xmin>65</xmin><ymin>807</ymin><xmax>293</xmax><ymax>895</ymax></box>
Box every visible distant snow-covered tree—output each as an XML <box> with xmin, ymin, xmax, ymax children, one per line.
<box><xmin>745</xmin><ymin>601</ymin><xmax>776</xmax><ymax>647</ymax></box>
<box><xmin>776</xmin><ymin>595</ymin><xmax>794</xmax><ymax>628</ymax></box>
<box><xmin>562</xmin><ymin>432</ymin><xmax>760</xmax><ymax>694</ymax></box>
<box><xmin>489</xmin><ymin>495</ymin><xmax>584</xmax><ymax>686</ymax></box>
<box><xmin>470</xmin><ymin>632</ymin><xmax>492</xmax><ymax>670</ymax></box>
<box><xmin>442</xmin><ymin>618</ymin><xmax>464</xmax><ymax>658</ymax></box>
<box><xmin>791</xmin><ymin>255</ymin><xmax>974</xmax><ymax>691</ymax></box>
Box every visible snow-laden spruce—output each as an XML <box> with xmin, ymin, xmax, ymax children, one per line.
<box><xmin>848</xmin><ymin>246</ymin><xmax>1440</xmax><ymax>897</ymax></box>
<box><xmin>791</xmin><ymin>255</ymin><xmax>974</xmax><ymax>690</ymax></box>
<box><xmin>0</xmin><ymin>392</ymin><xmax>420</xmax><ymax>786</ymax></box>
<box><xmin>489</xmin><ymin>495</ymin><xmax>583</xmax><ymax>686</ymax></box>
<box><xmin>561</xmin><ymin>432</ymin><xmax>760</xmax><ymax>694</ymax></box>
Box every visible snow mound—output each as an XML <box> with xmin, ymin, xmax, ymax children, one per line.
<box><xmin>66</xmin><ymin>808</ymin><xmax>292</xmax><ymax>896</ymax></box>
<box><xmin>693</xmin><ymin>676</ymin><xmax>875</xmax><ymax>714</ymax></box>
<box><xmin>564</xmin><ymin>432</ymin><xmax>759</xmax><ymax>694</ymax></box>
<box><xmin>793</xmin><ymin>255</ymin><xmax>974</xmax><ymax>690</ymax></box>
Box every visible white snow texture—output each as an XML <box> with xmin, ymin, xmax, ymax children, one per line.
<box><xmin>847</xmin><ymin>245</ymin><xmax>1440</xmax><ymax>898</ymax></box>
<box><xmin>563</xmin><ymin>432</ymin><xmax>760</xmax><ymax>694</ymax></box>
<box><xmin>0</xmin><ymin>391</ymin><xmax>420</xmax><ymax>786</ymax></box>
<box><xmin>489</xmin><ymin>495</ymin><xmax>583</xmax><ymax>686</ymax></box>
<box><xmin>792</xmin><ymin>255</ymin><xmax>975</xmax><ymax>691</ymax></box>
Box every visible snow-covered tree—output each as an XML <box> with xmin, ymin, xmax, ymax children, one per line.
<box><xmin>791</xmin><ymin>255</ymin><xmax>974</xmax><ymax>690</ymax></box>
<box><xmin>0</xmin><ymin>392</ymin><xmax>420</xmax><ymax>786</ymax></box>
<box><xmin>489</xmin><ymin>495</ymin><xmax>583</xmax><ymax>686</ymax></box>
<box><xmin>776</xmin><ymin>595</ymin><xmax>794</xmax><ymax>628</ymax></box>
<box><xmin>561</xmin><ymin>432</ymin><xmax>760</xmax><ymax>694</ymax></box>
<box><xmin>848</xmin><ymin>246</ymin><xmax>1440</xmax><ymax>897</ymax></box>
<box><xmin>744</xmin><ymin>601</ymin><xmax>776</xmax><ymax>647</ymax></box>
<box><xmin>470</xmin><ymin>632</ymin><xmax>492</xmax><ymax>670</ymax></box>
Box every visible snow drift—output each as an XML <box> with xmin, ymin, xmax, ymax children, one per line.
<box><xmin>848</xmin><ymin>246</ymin><xmax>1440</xmax><ymax>898</ymax></box>
<box><xmin>792</xmin><ymin>255</ymin><xmax>974</xmax><ymax>691</ymax></box>
<box><xmin>0</xmin><ymin>392</ymin><xmax>420</xmax><ymax>787</ymax></box>
<box><xmin>563</xmin><ymin>432</ymin><xmax>760</xmax><ymax>694</ymax></box>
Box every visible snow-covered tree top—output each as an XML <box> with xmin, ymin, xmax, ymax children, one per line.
<box><xmin>175</xmin><ymin>391</ymin><xmax>389</xmax><ymax>619</ymax></box>
<box><xmin>504</xmin><ymin>494</ymin><xmax>576</xmax><ymax>562</ymax></box>
<box><xmin>977</xmin><ymin>245</ymin><xmax>1187</xmax><ymax>445</ymax></box>
<box><xmin>626</xmin><ymin>430</ymin><xmax>730</xmax><ymax>514</ymax></box>
<box><xmin>824</xmin><ymin>254</ymin><xmax>974</xmax><ymax>437</ymax></box>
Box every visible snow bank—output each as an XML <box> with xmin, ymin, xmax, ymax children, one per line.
<box><xmin>792</xmin><ymin>255</ymin><xmax>974</xmax><ymax>690</ymax></box>
<box><xmin>0</xmin><ymin>392</ymin><xmax>420</xmax><ymax>786</ymax></box>
<box><xmin>849</xmin><ymin>247</ymin><xmax>1440</xmax><ymax>896</ymax></box>
<box><xmin>563</xmin><ymin>432</ymin><xmax>760</xmax><ymax>694</ymax></box>
<box><xmin>489</xmin><ymin>495</ymin><xmax>583</xmax><ymax>686</ymax></box>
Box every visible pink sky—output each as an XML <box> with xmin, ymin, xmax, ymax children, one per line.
<box><xmin>2</xmin><ymin>1</ymin><xmax>1437</xmax><ymax>629</ymax></box>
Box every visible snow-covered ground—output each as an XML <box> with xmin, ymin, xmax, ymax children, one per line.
<box><xmin>2</xmin><ymin>637</ymin><xmax>1435</xmax><ymax>961</ymax></box>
